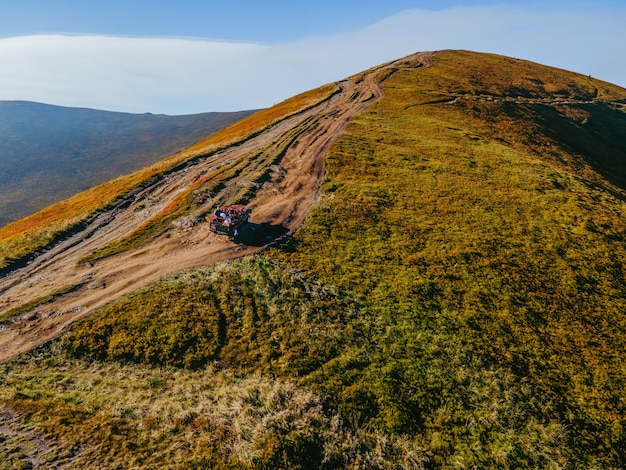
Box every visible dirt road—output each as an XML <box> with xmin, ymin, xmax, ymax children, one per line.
<box><xmin>0</xmin><ymin>53</ymin><xmax>433</xmax><ymax>363</ymax></box>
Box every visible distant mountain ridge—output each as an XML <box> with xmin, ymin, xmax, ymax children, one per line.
<box><xmin>0</xmin><ymin>101</ymin><xmax>257</xmax><ymax>226</ymax></box>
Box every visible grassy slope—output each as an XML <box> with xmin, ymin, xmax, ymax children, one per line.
<box><xmin>279</xmin><ymin>51</ymin><xmax>626</xmax><ymax>467</ymax></box>
<box><xmin>0</xmin><ymin>84</ymin><xmax>337</xmax><ymax>271</ymax></box>
<box><xmin>2</xmin><ymin>50</ymin><xmax>626</xmax><ymax>468</ymax></box>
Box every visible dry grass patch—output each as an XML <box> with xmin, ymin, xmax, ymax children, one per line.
<box><xmin>0</xmin><ymin>344</ymin><xmax>426</xmax><ymax>469</ymax></box>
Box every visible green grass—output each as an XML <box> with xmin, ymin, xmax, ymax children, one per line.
<box><xmin>62</xmin><ymin>256</ymin><xmax>357</xmax><ymax>375</ymax></box>
<box><xmin>2</xmin><ymin>51</ymin><xmax>626</xmax><ymax>468</ymax></box>
<box><xmin>274</xmin><ymin>51</ymin><xmax>626</xmax><ymax>467</ymax></box>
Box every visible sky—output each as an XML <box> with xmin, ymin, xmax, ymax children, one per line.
<box><xmin>0</xmin><ymin>0</ymin><xmax>625</xmax><ymax>115</ymax></box>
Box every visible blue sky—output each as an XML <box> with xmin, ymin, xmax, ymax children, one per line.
<box><xmin>0</xmin><ymin>1</ymin><xmax>522</xmax><ymax>41</ymax></box>
<box><xmin>1</xmin><ymin>1</ymin><xmax>625</xmax><ymax>114</ymax></box>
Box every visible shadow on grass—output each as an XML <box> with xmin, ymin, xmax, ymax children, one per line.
<box><xmin>234</xmin><ymin>222</ymin><xmax>290</xmax><ymax>247</ymax></box>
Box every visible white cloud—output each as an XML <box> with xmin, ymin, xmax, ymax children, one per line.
<box><xmin>0</xmin><ymin>35</ymin><xmax>270</xmax><ymax>113</ymax></box>
<box><xmin>0</xmin><ymin>4</ymin><xmax>624</xmax><ymax>114</ymax></box>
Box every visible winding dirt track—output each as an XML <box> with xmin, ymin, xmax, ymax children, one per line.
<box><xmin>0</xmin><ymin>53</ymin><xmax>433</xmax><ymax>363</ymax></box>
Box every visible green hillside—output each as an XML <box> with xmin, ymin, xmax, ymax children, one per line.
<box><xmin>2</xmin><ymin>50</ymin><xmax>626</xmax><ymax>468</ymax></box>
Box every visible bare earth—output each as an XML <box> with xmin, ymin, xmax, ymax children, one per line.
<box><xmin>0</xmin><ymin>53</ymin><xmax>433</xmax><ymax>364</ymax></box>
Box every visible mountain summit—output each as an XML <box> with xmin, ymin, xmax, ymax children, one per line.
<box><xmin>1</xmin><ymin>50</ymin><xmax>626</xmax><ymax>468</ymax></box>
